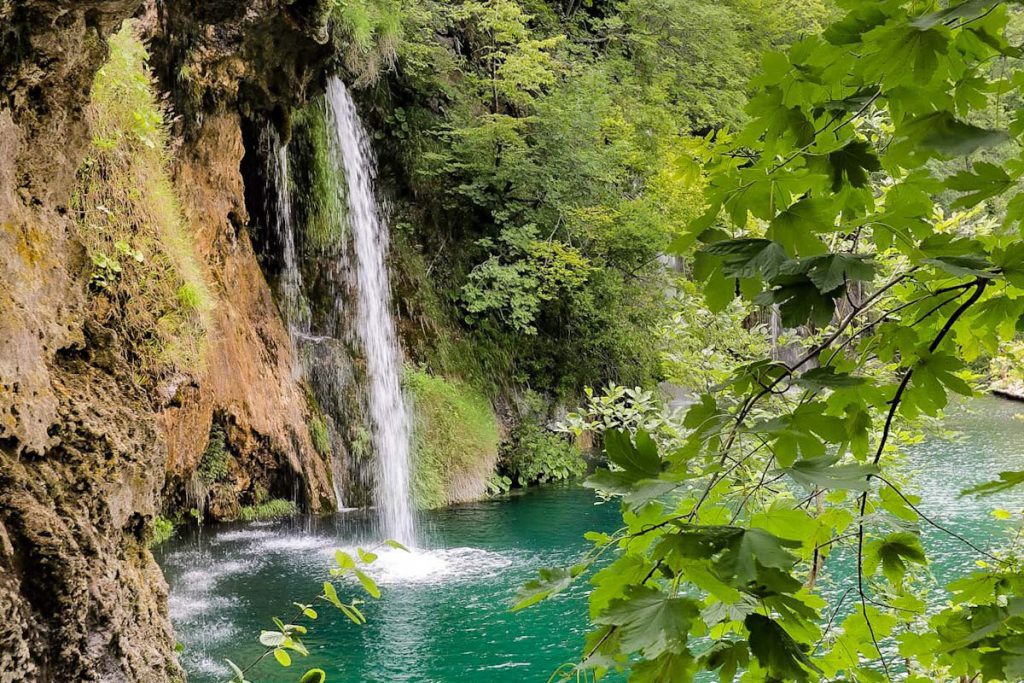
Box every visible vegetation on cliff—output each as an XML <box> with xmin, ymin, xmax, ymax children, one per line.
<box><xmin>73</xmin><ymin>21</ymin><xmax>212</xmax><ymax>379</ymax></box>
<box><xmin>405</xmin><ymin>367</ymin><xmax>500</xmax><ymax>508</ymax></box>
<box><xmin>337</xmin><ymin>0</ymin><xmax>831</xmax><ymax>402</ymax></box>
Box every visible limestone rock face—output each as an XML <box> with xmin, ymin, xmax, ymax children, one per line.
<box><xmin>0</xmin><ymin>1</ymin><xmax>343</xmax><ymax>679</ymax></box>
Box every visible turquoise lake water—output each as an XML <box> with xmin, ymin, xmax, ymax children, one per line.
<box><xmin>157</xmin><ymin>396</ymin><xmax>1024</xmax><ymax>682</ymax></box>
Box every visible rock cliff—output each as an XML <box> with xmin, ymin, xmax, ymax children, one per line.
<box><xmin>0</xmin><ymin>1</ymin><xmax>345</xmax><ymax>679</ymax></box>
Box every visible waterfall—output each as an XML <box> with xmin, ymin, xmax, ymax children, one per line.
<box><xmin>267</xmin><ymin>132</ymin><xmax>307</xmax><ymax>341</ymax></box>
<box><xmin>265</xmin><ymin>128</ymin><xmax>347</xmax><ymax>510</ymax></box>
<box><xmin>325</xmin><ymin>77</ymin><xmax>416</xmax><ymax>545</ymax></box>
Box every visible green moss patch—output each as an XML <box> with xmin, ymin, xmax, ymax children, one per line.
<box><xmin>73</xmin><ymin>20</ymin><xmax>213</xmax><ymax>378</ymax></box>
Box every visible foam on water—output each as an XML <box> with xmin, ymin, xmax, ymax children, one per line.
<box><xmin>357</xmin><ymin>546</ymin><xmax>514</xmax><ymax>586</ymax></box>
<box><xmin>213</xmin><ymin>528</ymin><xmax>276</xmax><ymax>543</ymax></box>
<box><xmin>168</xmin><ymin>594</ymin><xmax>234</xmax><ymax>623</ymax></box>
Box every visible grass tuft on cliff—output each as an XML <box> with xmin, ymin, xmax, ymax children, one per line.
<box><xmin>72</xmin><ymin>20</ymin><xmax>213</xmax><ymax>379</ymax></box>
<box><xmin>405</xmin><ymin>367</ymin><xmax>499</xmax><ymax>509</ymax></box>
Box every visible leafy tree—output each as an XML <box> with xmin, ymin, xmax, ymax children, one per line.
<box><xmin>363</xmin><ymin>0</ymin><xmax>829</xmax><ymax>399</ymax></box>
<box><xmin>519</xmin><ymin>2</ymin><xmax>1024</xmax><ymax>680</ymax></box>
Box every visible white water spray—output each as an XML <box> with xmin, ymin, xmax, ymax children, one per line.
<box><xmin>325</xmin><ymin>77</ymin><xmax>416</xmax><ymax>545</ymax></box>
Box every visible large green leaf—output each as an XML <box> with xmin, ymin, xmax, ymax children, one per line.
<box><xmin>604</xmin><ymin>430</ymin><xmax>662</xmax><ymax>479</ymax></box>
<box><xmin>512</xmin><ymin>566</ymin><xmax>576</xmax><ymax>611</ymax></box>
<box><xmin>699</xmin><ymin>640</ymin><xmax>750</xmax><ymax>683</ymax></box>
<box><xmin>786</xmin><ymin>252</ymin><xmax>877</xmax><ymax>294</ymax></box>
<box><xmin>756</xmin><ymin>276</ymin><xmax>838</xmax><ymax>327</ymax></box>
<box><xmin>782</xmin><ymin>455</ymin><xmax>880</xmax><ymax>491</ymax></box>
<box><xmin>745</xmin><ymin>613</ymin><xmax>821</xmax><ymax>682</ymax></box>
<box><xmin>767</xmin><ymin>197</ymin><xmax>835</xmax><ymax>256</ymax></box>
<box><xmin>946</xmin><ymin>162</ymin><xmax>1014</xmax><ymax>209</ymax></box>
<box><xmin>961</xmin><ymin>471</ymin><xmax>1024</xmax><ymax>497</ymax></box>
<box><xmin>701</xmin><ymin>238</ymin><xmax>790</xmax><ymax>280</ymax></box>
<box><xmin>911</xmin><ymin>0</ymin><xmax>993</xmax><ymax>30</ymax></box>
<box><xmin>595</xmin><ymin>586</ymin><xmax>700</xmax><ymax>657</ymax></box>
<box><xmin>893</xmin><ymin>111</ymin><xmax>1009</xmax><ymax>160</ymax></box>
<box><xmin>865</xmin><ymin>532</ymin><xmax>928</xmax><ymax>586</ymax></box>
<box><xmin>826</xmin><ymin>140</ymin><xmax>882</xmax><ymax>191</ymax></box>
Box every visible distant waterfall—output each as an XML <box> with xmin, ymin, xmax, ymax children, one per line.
<box><xmin>325</xmin><ymin>77</ymin><xmax>416</xmax><ymax>545</ymax></box>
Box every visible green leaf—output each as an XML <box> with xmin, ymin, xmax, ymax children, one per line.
<box><xmin>354</xmin><ymin>569</ymin><xmax>381</xmax><ymax>599</ymax></box>
<box><xmin>745</xmin><ymin>613</ymin><xmax>821</xmax><ymax>682</ymax></box>
<box><xmin>865</xmin><ymin>532</ymin><xmax>927</xmax><ymax>585</ymax></box>
<box><xmin>299</xmin><ymin>669</ymin><xmax>327</xmax><ymax>683</ymax></box>
<box><xmin>793</xmin><ymin>253</ymin><xmax>876</xmax><ymax>294</ymax></box>
<box><xmin>782</xmin><ymin>455</ymin><xmax>880</xmax><ymax>491</ymax></box>
<box><xmin>321</xmin><ymin>581</ymin><xmax>342</xmax><ymax>609</ymax></box>
<box><xmin>947</xmin><ymin>162</ymin><xmax>1014</xmax><ymax>209</ymax></box>
<box><xmin>273</xmin><ymin>648</ymin><xmax>291</xmax><ymax>667</ymax></box>
<box><xmin>993</xmin><ymin>242</ymin><xmax>1024</xmax><ymax>287</ymax></box>
<box><xmin>922</xmin><ymin>254</ymin><xmax>996</xmax><ymax>279</ymax></box>
<box><xmin>794</xmin><ymin>366</ymin><xmax>866</xmax><ymax>390</ymax></box>
<box><xmin>961</xmin><ymin>470</ymin><xmax>1024</xmax><ymax>496</ymax></box>
<box><xmin>894</xmin><ymin>111</ymin><xmax>1009</xmax><ymax>160</ymax></box>
<box><xmin>756</xmin><ymin>275</ymin><xmax>837</xmax><ymax>327</ymax></box>
<box><xmin>629</xmin><ymin>651</ymin><xmax>697</xmax><ymax>682</ymax></box>
<box><xmin>513</xmin><ymin>566</ymin><xmax>574</xmax><ymax>611</ymax></box>
<box><xmin>699</xmin><ymin>640</ymin><xmax>750</xmax><ymax>683</ymax></box>
<box><xmin>225</xmin><ymin>659</ymin><xmax>250</xmax><ymax>683</ymax></box>
<box><xmin>583</xmin><ymin>468</ymin><xmax>641</xmax><ymax>495</ymax></box>
<box><xmin>911</xmin><ymin>0</ymin><xmax>993</xmax><ymax>30</ymax></box>
<box><xmin>604</xmin><ymin>430</ymin><xmax>661</xmax><ymax>479</ymax></box>
<box><xmin>334</xmin><ymin>550</ymin><xmax>355</xmax><ymax>570</ymax></box>
<box><xmin>767</xmin><ymin>197</ymin><xmax>835</xmax><ymax>256</ymax></box>
<box><xmin>701</xmin><ymin>238</ymin><xmax>789</xmax><ymax>281</ymax></box>
<box><xmin>384</xmin><ymin>539</ymin><xmax>410</xmax><ymax>552</ymax></box>
<box><xmin>594</xmin><ymin>586</ymin><xmax>700</xmax><ymax>657</ymax></box>
<box><xmin>259</xmin><ymin>631</ymin><xmax>286</xmax><ymax>647</ymax></box>
<box><xmin>827</xmin><ymin>140</ymin><xmax>882</xmax><ymax>191</ymax></box>
<box><xmin>659</xmin><ymin>525</ymin><xmax>799</xmax><ymax>591</ymax></box>
<box><xmin>864</xmin><ymin>24</ymin><xmax>949</xmax><ymax>87</ymax></box>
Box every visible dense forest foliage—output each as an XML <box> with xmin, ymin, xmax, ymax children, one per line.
<box><xmin>327</xmin><ymin>0</ymin><xmax>831</xmax><ymax>399</ymax></box>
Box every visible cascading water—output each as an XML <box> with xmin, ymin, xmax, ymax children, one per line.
<box><xmin>266</xmin><ymin>131</ymin><xmax>307</xmax><ymax>342</ymax></box>
<box><xmin>265</xmin><ymin>127</ymin><xmax>347</xmax><ymax>510</ymax></box>
<box><xmin>325</xmin><ymin>77</ymin><xmax>416</xmax><ymax>545</ymax></box>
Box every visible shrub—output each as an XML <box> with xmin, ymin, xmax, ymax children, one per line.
<box><xmin>238</xmin><ymin>499</ymin><xmax>297</xmax><ymax>521</ymax></box>
<box><xmin>500</xmin><ymin>421</ymin><xmax>584</xmax><ymax>487</ymax></box>
<box><xmin>404</xmin><ymin>367</ymin><xmax>499</xmax><ymax>509</ymax></box>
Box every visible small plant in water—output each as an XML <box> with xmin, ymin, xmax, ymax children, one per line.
<box><xmin>224</xmin><ymin>540</ymin><xmax>407</xmax><ymax>682</ymax></box>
